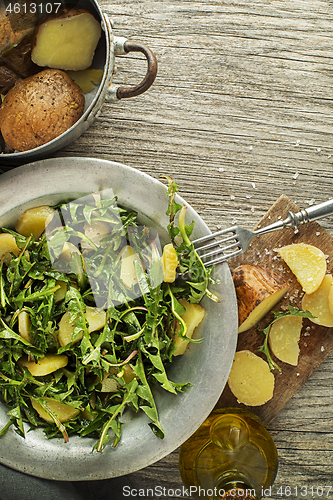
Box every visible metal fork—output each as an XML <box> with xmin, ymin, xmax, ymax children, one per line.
<box><xmin>192</xmin><ymin>198</ymin><xmax>333</xmax><ymax>266</ymax></box>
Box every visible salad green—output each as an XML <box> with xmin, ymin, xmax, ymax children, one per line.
<box><xmin>0</xmin><ymin>177</ymin><xmax>216</xmax><ymax>451</ymax></box>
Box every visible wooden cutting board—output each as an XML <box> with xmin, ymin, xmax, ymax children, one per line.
<box><xmin>214</xmin><ymin>194</ymin><xmax>333</xmax><ymax>423</ymax></box>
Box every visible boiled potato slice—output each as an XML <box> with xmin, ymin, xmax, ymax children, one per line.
<box><xmin>54</xmin><ymin>280</ymin><xmax>67</xmax><ymax>302</ymax></box>
<box><xmin>19</xmin><ymin>353</ymin><xmax>68</xmax><ymax>376</ymax></box>
<box><xmin>81</xmin><ymin>220</ymin><xmax>110</xmax><ymax>251</ymax></box>
<box><xmin>31</xmin><ymin>9</ymin><xmax>101</xmax><ymax>71</ymax></box>
<box><xmin>15</xmin><ymin>206</ymin><xmax>55</xmax><ymax>240</ymax></box>
<box><xmin>119</xmin><ymin>245</ymin><xmax>144</xmax><ymax>289</ymax></box>
<box><xmin>31</xmin><ymin>398</ymin><xmax>80</xmax><ymax>423</ymax></box>
<box><xmin>233</xmin><ymin>265</ymin><xmax>289</xmax><ymax>334</ymax></box>
<box><xmin>328</xmin><ymin>283</ymin><xmax>333</xmax><ymax>315</ymax></box>
<box><xmin>122</xmin><ymin>364</ymin><xmax>137</xmax><ymax>384</ymax></box>
<box><xmin>268</xmin><ymin>315</ymin><xmax>303</xmax><ymax>366</ymax></box>
<box><xmin>228</xmin><ymin>350</ymin><xmax>275</xmax><ymax>406</ymax></box>
<box><xmin>85</xmin><ymin>306</ymin><xmax>107</xmax><ymax>332</ymax></box>
<box><xmin>99</xmin><ymin>375</ymin><xmax>119</xmax><ymax>393</ymax></box>
<box><xmin>162</xmin><ymin>243</ymin><xmax>179</xmax><ymax>283</ymax></box>
<box><xmin>99</xmin><ymin>364</ymin><xmax>137</xmax><ymax>392</ymax></box>
<box><xmin>278</xmin><ymin>243</ymin><xmax>326</xmax><ymax>294</ymax></box>
<box><xmin>59</xmin><ymin>241</ymin><xmax>81</xmax><ymax>262</ymax></box>
<box><xmin>0</xmin><ymin>233</ymin><xmax>20</xmax><ymax>262</ymax></box>
<box><xmin>58</xmin><ymin>306</ymin><xmax>106</xmax><ymax>347</ymax></box>
<box><xmin>173</xmin><ymin>299</ymin><xmax>205</xmax><ymax>356</ymax></box>
<box><xmin>18</xmin><ymin>310</ymin><xmax>31</xmax><ymax>342</ymax></box>
<box><xmin>66</xmin><ymin>68</ymin><xmax>103</xmax><ymax>93</ymax></box>
<box><xmin>302</xmin><ymin>274</ymin><xmax>333</xmax><ymax>327</ymax></box>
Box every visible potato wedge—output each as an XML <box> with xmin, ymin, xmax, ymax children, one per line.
<box><xmin>59</xmin><ymin>241</ymin><xmax>82</xmax><ymax>262</ymax></box>
<box><xmin>162</xmin><ymin>243</ymin><xmax>179</xmax><ymax>283</ymax></box>
<box><xmin>31</xmin><ymin>8</ymin><xmax>101</xmax><ymax>71</ymax></box>
<box><xmin>118</xmin><ymin>245</ymin><xmax>144</xmax><ymax>289</ymax></box>
<box><xmin>228</xmin><ymin>350</ymin><xmax>274</xmax><ymax>406</ymax></box>
<box><xmin>54</xmin><ymin>280</ymin><xmax>67</xmax><ymax>302</ymax></box>
<box><xmin>0</xmin><ymin>233</ymin><xmax>20</xmax><ymax>261</ymax></box>
<box><xmin>18</xmin><ymin>310</ymin><xmax>31</xmax><ymax>342</ymax></box>
<box><xmin>19</xmin><ymin>353</ymin><xmax>68</xmax><ymax>376</ymax></box>
<box><xmin>15</xmin><ymin>206</ymin><xmax>55</xmax><ymax>239</ymax></box>
<box><xmin>233</xmin><ymin>265</ymin><xmax>289</xmax><ymax>334</ymax></box>
<box><xmin>301</xmin><ymin>274</ymin><xmax>333</xmax><ymax>327</ymax></box>
<box><xmin>173</xmin><ymin>299</ymin><xmax>205</xmax><ymax>356</ymax></box>
<box><xmin>66</xmin><ymin>68</ymin><xmax>103</xmax><ymax>93</ymax></box>
<box><xmin>81</xmin><ymin>220</ymin><xmax>110</xmax><ymax>251</ymax></box>
<box><xmin>58</xmin><ymin>306</ymin><xmax>106</xmax><ymax>347</ymax></box>
<box><xmin>31</xmin><ymin>398</ymin><xmax>80</xmax><ymax>423</ymax></box>
<box><xmin>278</xmin><ymin>243</ymin><xmax>326</xmax><ymax>294</ymax></box>
<box><xmin>268</xmin><ymin>315</ymin><xmax>303</xmax><ymax>366</ymax></box>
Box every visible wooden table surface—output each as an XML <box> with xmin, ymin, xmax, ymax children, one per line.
<box><xmin>3</xmin><ymin>0</ymin><xmax>333</xmax><ymax>498</ymax></box>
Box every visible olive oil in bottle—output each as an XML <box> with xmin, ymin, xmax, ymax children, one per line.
<box><xmin>179</xmin><ymin>408</ymin><xmax>278</xmax><ymax>500</ymax></box>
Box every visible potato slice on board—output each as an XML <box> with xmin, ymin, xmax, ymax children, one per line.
<box><xmin>227</xmin><ymin>350</ymin><xmax>274</xmax><ymax>406</ymax></box>
<box><xmin>302</xmin><ymin>274</ymin><xmax>333</xmax><ymax>327</ymax></box>
<box><xmin>233</xmin><ymin>265</ymin><xmax>289</xmax><ymax>334</ymax></box>
<box><xmin>278</xmin><ymin>243</ymin><xmax>326</xmax><ymax>294</ymax></box>
<box><xmin>268</xmin><ymin>315</ymin><xmax>303</xmax><ymax>366</ymax></box>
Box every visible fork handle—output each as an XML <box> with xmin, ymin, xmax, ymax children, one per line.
<box><xmin>255</xmin><ymin>198</ymin><xmax>333</xmax><ymax>236</ymax></box>
<box><xmin>289</xmin><ymin>198</ymin><xmax>333</xmax><ymax>227</ymax></box>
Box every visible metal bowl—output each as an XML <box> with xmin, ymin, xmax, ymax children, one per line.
<box><xmin>0</xmin><ymin>1</ymin><xmax>157</xmax><ymax>166</ymax></box>
<box><xmin>0</xmin><ymin>157</ymin><xmax>237</xmax><ymax>480</ymax></box>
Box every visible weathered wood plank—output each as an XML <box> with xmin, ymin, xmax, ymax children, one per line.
<box><xmin>28</xmin><ymin>0</ymin><xmax>333</xmax><ymax>496</ymax></box>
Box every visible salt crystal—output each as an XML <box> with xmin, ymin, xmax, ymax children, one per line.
<box><xmin>218</xmin><ymin>167</ymin><xmax>225</xmax><ymax>172</ymax></box>
<box><xmin>316</xmin><ymin>232</ymin><xmax>320</xmax><ymax>236</ymax></box>
<box><xmin>246</xmin><ymin>195</ymin><xmax>252</xmax><ymax>199</ymax></box>
<box><xmin>293</xmin><ymin>172</ymin><xmax>299</xmax><ymax>180</ymax></box>
<box><xmin>321</xmin><ymin>346</ymin><xmax>325</xmax><ymax>352</ymax></box>
<box><xmin>249</xmin><ymin>146</ymin><xmax>253</xmax><ymax>151</ymax></box>
<box><xmin>317</xmin><ymin>148</ymin><xmax>321</xmax><ymax>152</ymax></box>
<box><xmin>296</xmin><ymin>373</ymin><xmax>300</xmax><ymax>376</ymax></box>
<box><xmin>251</xmin><ymin>206</ymin><xmax>255</xmax><ymax>213</ymax></box>
<box><xmin>308</xmin><ymin>199</ymin><xmax>315</xmax><ymax>206</ymax></box>
<box><xmin>251</xmin><ymin>182</ymin><xmax>256</xmax><ymax>188</ymax></box>
<box><xmin>230</xmin><ymin>195</ymin><xmax>235</xmax><ymax>200</ymax></box>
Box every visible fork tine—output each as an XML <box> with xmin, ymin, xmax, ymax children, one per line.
<box><xmin>192</xmin><ymin>226</ymin><xmax>238</xmax><ymax>246</ymax></box>
<box><xmin>194</xmin><ymin>233</ymin><xmax>238</xmax><ymax>253</ymax></box>
<box><xmin>197</xmin><ymin>240</ymin><xmax>241</xmax><ymax>260</ymax></box>
<box><xmin>201</xmin><ymin>248</ymin><xmax>243</xmax><ymax>267</ymax></box>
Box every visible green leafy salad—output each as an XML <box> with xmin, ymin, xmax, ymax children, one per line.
<box><xmin>0</xmin><ymin>178</ymin><xmax>217</xmax><ymax>451</ymax></box>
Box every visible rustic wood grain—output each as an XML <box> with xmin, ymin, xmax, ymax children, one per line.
<box><xmin>56</xmin><ymin>0</ymin><xmax>333</xmax><ymax>496</ymax></box>
<box><xmin>2</xmin><ymin>0</ymin><xmax>333</xmax><ymax>496</ymax></box>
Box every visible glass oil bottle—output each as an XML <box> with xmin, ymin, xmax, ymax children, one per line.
<box><xmin>179</xmin><ymin>408</ymin><xmax>278</xmax><ymax>500</ymax></box>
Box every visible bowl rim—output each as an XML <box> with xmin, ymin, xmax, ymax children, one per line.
<box><xmin>0</xmin><ymin>157</ymin><xmax>238</xmax><ymax>481</ymax></box>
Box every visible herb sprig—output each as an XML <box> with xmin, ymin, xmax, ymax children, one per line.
<box><xmin>258</xmin><ymin>305</ymin><xmax>315</xmax><ymax>371</ymax></box>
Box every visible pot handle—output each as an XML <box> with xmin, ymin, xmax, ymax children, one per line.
<box><xmin>106</xmin><ymin>37</ymin><xmax>158</xmax><ymax>102</ymax></box>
